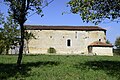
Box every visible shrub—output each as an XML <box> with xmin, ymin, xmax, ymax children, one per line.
<box><xmin>81</xmin><ymin>52</ymin><xmax>84</xmax><ymax>54</ymax></box>
<box><xmin>47</xmin><ymin>47</ymin><xmax>56</xmax><ymax>53</ymax></box>
<box><xmin>113</xmin><ymin>49</ymin><xmax>120</xmax><ymax>56</ymax></box>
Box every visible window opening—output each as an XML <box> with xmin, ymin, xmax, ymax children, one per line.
<box><xmin>67</xmin><ymin>39</ymin><xmax>71</xmax><ymax>47</ymax></box>
<box><xmin>75</xmin><ymin>32</ymin><xmax>77</xmax><ymax>38</ymax></box>
<box><xmin>50</xmin><ymin>36</ymin><xmax>52</xmax><ymax>38</ymax></box>
<box><xmin>99</xmin><ymin>39</ymin><xmax>101</xmax><ymax>42</ymax></box>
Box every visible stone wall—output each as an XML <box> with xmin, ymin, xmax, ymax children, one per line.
<box><xmin>92</xmin><ymin>47</ymin><xmax>113</xmax><ymax>56</ymax></box>
<box><xmin>25</xmin><ymin>30</ymin><xmax>106</xmax><ymax>54</ymax></box>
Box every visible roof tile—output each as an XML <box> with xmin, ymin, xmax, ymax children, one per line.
<box><xmin>89</xmin><ymin>41</ymin><xmax>113</xmax><ymax>47</ymax></box>
<box><xmin>25</xmin><ymin>25</ymin><xmax>106</xmax><ymax>31</ymax></box>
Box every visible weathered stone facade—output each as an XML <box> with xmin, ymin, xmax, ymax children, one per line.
<box><xmin>25</xmin><ymin>25</ymin><xmax>113</xmax><ymax>56</ymax></box>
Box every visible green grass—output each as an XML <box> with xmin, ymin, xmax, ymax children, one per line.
<box><xmin>0</xmin><ymin>55</ymin><xmax>120</xmax><ymax>80</ymax></box>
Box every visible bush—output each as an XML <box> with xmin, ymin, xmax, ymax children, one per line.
<box><xmin>47</xmin><ymin>47</ymin><xmax>56</xmax><ymax>53</ymax></box>
<box><xmin>113</xmin><ymin>49</ymin><xmax>120</xmax><ymax>56</ymax></box>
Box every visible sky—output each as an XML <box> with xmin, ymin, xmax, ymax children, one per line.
<box><xmin>0</xmin><ymin>0</ymin><xmax>120</xmax><ymax>44</ymax></box>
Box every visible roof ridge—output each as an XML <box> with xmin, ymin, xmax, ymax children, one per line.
<box><xmin>24</xmin><ymin>24</ymin><xmax>99</xmax><ymax>27</ymax></box>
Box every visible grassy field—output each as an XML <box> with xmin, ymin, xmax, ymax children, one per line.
<box><xmin>0</xmin><ymin>55</ymin><xmax>120</xmax><ymax>80</ymax></box>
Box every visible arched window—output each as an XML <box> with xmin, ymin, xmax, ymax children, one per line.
<box><xmin>67</xmin><ymin>39</ymin><xmax>71</xmax><ymax>47</ymax></box>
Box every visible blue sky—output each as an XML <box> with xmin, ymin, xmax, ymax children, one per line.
<box><xmin>0</xmin><ymin>0</ymin><xmax>120</xmax><ymax>44</ymax></box>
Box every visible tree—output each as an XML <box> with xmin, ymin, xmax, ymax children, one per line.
<box><xmin>115</xmin><ymin>36</ymin><xmax>120</xmax><ymax>55</ymax></box>
<box><xmin>4</xmin><ymin>0</ymin><xmax>54</xmax><ymax>67</ymax></box>
<box><xmin>0</xmin><ymin>12</ymin><xmax>4</xmax><ymax>24</ymax></box>
<box><xmin>24</xmin><ymin>31</ymin><xmax>36</xmax><ymax>54</ymax></box>
<box><xmin>106</xmin><ymin>39</ymin><xmax>111</xmax><ymax>44</ymax></box>
<box><xmin>115</xmin><ymin>37</ymin><xmax>120</xmax><ymax>49</ymax></box>
<box><xmin>0</xmin><ymin>12</ymin><xmax>5</xmax><ymax>54</ymax></box>
<box><xmin>68</xmin><ymin>0</ymin><xmax>120</xmax><ymax>24</ymax></box>
<box><xmin>0</xmin><ymin>32</ymin><xmax>5</xmax><ymax>54</ymax></box>
<box><xmin>0</xmin><ymin>15</ymin><xmax>20</xmax><ymax>54</ymax></box>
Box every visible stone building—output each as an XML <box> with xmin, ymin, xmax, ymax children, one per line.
<box><xmin>25</xmin><ymin>25</ymin><xmax>113</xmax><ymax>56</ymax></box>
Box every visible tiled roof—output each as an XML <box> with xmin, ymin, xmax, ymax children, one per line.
<box><xmin>25</xmin><ymin>25</ymin><xmax>106</xmax><ymax>31</ymax></box>
<box><xmin>88</xmin><ymin>41</ymin><xmax>113</xmax><ymax>47</ymax></box>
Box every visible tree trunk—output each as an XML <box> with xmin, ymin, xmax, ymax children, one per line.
<box><xmin>6</xmin><ymin>47</ymin><xmax>9</xmax><ymax>54</ymax></box>
<box><xmin>17</xmin><ymin>23</ymin><xmax>24</xmax><ymax>67</ymax></box>
<box><xmin>6</xmin><ymin>45</ymin><xmax>9</xmax><ymax>54</ymax></box>
<box><xmin>27</xmin><ymin>41</ymin><xmax>29</xmax><ymax>53</ymax></box>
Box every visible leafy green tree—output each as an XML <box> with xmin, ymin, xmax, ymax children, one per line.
<box><xmin>115</xmin><ymin>36</ymin><xmax>120</xmax><ymax>55</ymax></box>
<box><xmin>0</xmin><ymin>16</ymin><xmax>20</xmax><ymax>54</ymax></box>
<box><xmin>68</xmin><ymin>0</ymin><xmax>120</xmax><ymax>24</ymax></box>
<box><xmin>0</xmin><ymin>32</ymin><xmax>5</xmax><ymax>54</ymax></box>
<box><xmin>4</xmin><ymin>0</ymin><xmax>54</xmax><ymax>67</ymax></box>
<box><xmin>106</xmin><ymin>39</ymin><xmax>111</xmax><ymax>44</ymax></box>
<box><xmin>115</xmin><ymin>37</ymin><xmax>120</xmax><ymax>49</ymax></box>
<box><xmin>0</xmin><ymin>14</ymin><xmax>34</xmax><ymax>54</ymax></box>
<box><xmin>0</xmin><ymin>12</ymin><xmax>5</xmax><ymax>24</ymax></box>
<box><xmin>24</xmin><ymin>31</ymin><xmax>36</xmax><ymax>54</ymax></box>
<box><xmin>0</xmin><ymin>12</ymin><xmax>5</xmax><ymax>54</ymax></box>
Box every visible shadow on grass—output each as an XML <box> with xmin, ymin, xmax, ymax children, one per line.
<box><xmin>0</xmin><ymin>61</ymin><xmax>60</xmax><ymax>80</ymax></box>
<box><xmin>74</xmin><ymin>61</ymin><xmax>120</xmax><ymax>79</ymax></box>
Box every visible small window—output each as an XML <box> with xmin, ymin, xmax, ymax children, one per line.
<box><xmin>75</xmin><ymin>36</ymin><xmax>77</xmax><ymax>38</ymax></box>
<box><xmin>50</xmin><ymin>36</ymin><xmax>52</xmax><ymax>38</ymax></box>
<box><xmin>99</xmin><ymin>39</ymin><xmax>101</xmax><ymax>42</ymax></box>
<box><xmin>75</xmin><ymin>32</ymin><xmax>77</xmax><ymax>38</ymax></box>
<box><xmin>67</xmin><ymin>39</ymin><xmax>71</xmax><ymax>47</ymax></box>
